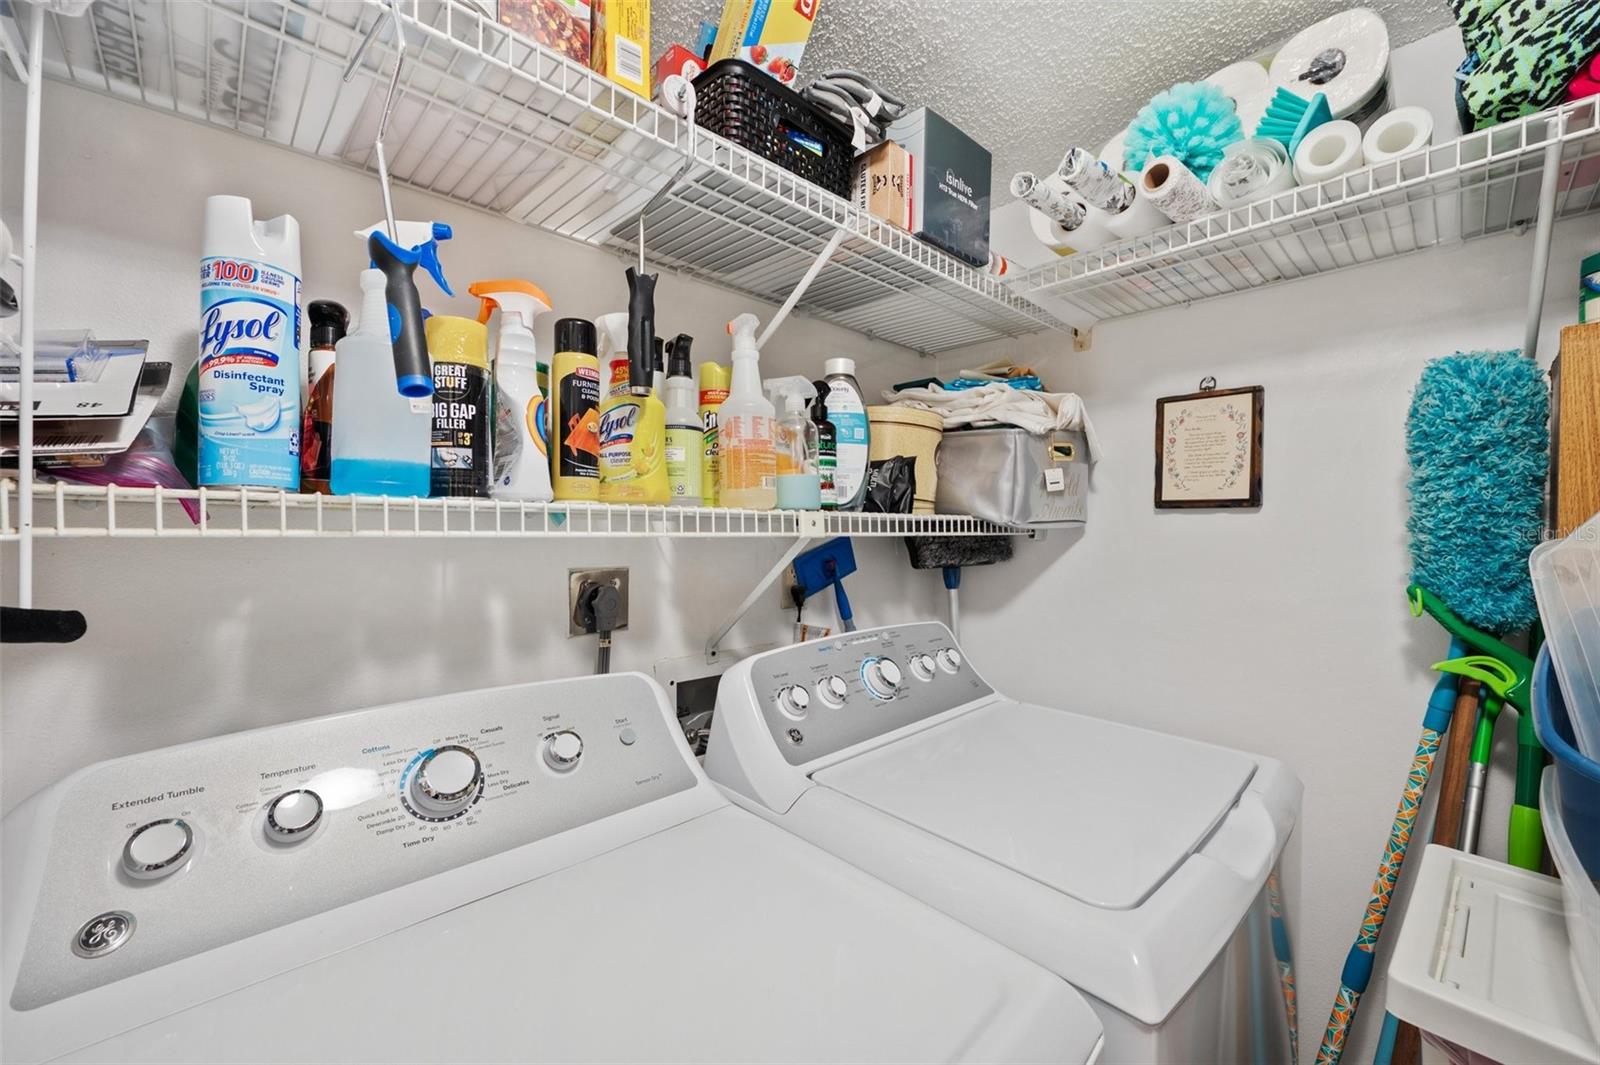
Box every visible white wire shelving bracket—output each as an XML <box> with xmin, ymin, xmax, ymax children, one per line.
<box><xmin>1009</xmin><ymin>99</ymin><xmax>1600</xmax><ymax>328</ymax></box>
<box><xmin>2</xmin><ymin>0</ymin><xmax>1062</xmax><ymax>355</ymax></box>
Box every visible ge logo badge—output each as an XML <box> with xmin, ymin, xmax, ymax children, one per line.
<box><xmin>73</xmin><ymin>911</ymin><xmax>135</xmax><ymax>959</ymax></box>
<box><xmin>786</xmin><ymin>728</ymin><xmax>804</xmax><ymax>745</ymax></box>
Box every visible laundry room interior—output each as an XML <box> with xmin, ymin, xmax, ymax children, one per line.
<box><xmin>3</xmin><ymin>0</ymin><xmax>1599</xmax><ymax>1062</ymax></box>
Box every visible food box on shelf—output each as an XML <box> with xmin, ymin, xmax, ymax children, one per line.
<box><xmin>852</xmin><ymin>141</ymin><xmax>911</xmax><ymax>230</ymax></box>
<box><xmin>710</xmin><ymin>0</ymin><xmax>820</xmax><ymax>84</ymax></box>
<box><xmin>591</xmin><ymin>0</ymin><xmax>651</xmax><ymax>97</ymax></box>
<box><xmin>498</xmin><ymin>0</ymin><xmax>591</xmax><ymax>66</ymax></box>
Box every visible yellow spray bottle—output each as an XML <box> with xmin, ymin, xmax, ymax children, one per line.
<box><xmin>595</xmin><ymin>312</ymin><xmax>669</xmax><ymax>503</ymax></box>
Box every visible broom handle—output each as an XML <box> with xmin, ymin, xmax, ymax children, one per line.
<box><xmin>1315</xmin><ymin>724</ymin><xmax>1445</xmax><ymax>1065</ymax></box>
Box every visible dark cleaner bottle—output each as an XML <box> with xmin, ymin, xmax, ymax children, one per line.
<box><xmin>811</xmin><ymin>380</ymin><xmax>838</xmax><ymax>509</ymax></box>
<box><xmin>300</xmin><ymin>300</ymin><xmax>349</xmax><ymax>495</ymax></box>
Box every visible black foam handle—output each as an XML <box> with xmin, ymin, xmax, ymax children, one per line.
<box><xmin>368</xmin><ymin>233</ymin><xmax>433</xmax><ymax>398</ymax></box>
<box><xmin>625</xmin><ymin>267</ymin><xmax>657</xmax><ymax>396</ymax></box>
<box><xmin>1</xmin><ymin>607</ymin><xmax>87</xmax><ymax>643</ymax></box>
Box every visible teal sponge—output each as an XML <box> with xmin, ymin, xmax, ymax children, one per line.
<box><xmin>1406</xmin><ymin>350</ymin><xmax>1549</xmax><ymax>634</ymax></box>
<box><xmin>1122</xmin><ymin>82</ymin><xmax>1244</xmax><ymax>182</ymax></box>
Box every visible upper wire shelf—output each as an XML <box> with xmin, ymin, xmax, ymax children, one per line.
<box><xmin>0</xmin><ymin>481</ymin><xmax>1033</xmax><ymax>540</ymax></box>
<box><xmin>1012</xmin><ymin>99</ymin><xmax>1600</xmax><ymax>324</ymax></box>
<box><xmin>4</xmin><ymin>0</ymin><xmax>1062</xmax><ymax>354</ymax></box>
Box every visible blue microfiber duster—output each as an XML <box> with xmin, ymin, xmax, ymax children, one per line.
<box><xmin>1122</xmin><ymin>82</ymin><xmax>1244</xmax><ymax>181</ymax></box>
<box><xmin>1406</xmin><ymin>349</ymin><xmax>1548</xmax><ymax>634</ymax></box>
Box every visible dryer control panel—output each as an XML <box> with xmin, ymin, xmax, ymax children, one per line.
<box><xmin>9</xmin><ymin>673</ymin><xmax>696</xmax><ymax>1011</ymax></box>
<box><xmin>745</xmin><ymin>623</ymin><xmax>992</xmax><ymax>766</ymax></box>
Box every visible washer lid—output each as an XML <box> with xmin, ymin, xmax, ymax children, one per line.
<box><xmin>813</xmin><ymin>699</ymin><xmax>1257</xmax><ymax>909</ymax></box>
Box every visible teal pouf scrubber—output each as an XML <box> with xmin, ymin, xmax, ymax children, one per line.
<box><xmin>1122</xmin><ymin>82</ymin><xmax>1244</xmax><ymax>181</ymax></box>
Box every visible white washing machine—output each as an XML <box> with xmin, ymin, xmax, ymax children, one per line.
<box><xmin>2</xmin><ymin>671</ymin><xmax>1107</xmax><ymax>1064</ymax></box>
<box><xmin>705</xmin><ymin>622</ymin><xmax>1303</xmax><ymax>1064</ymax></box>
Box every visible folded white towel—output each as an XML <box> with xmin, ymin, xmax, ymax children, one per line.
<box><xmin>884</xmin><ymin>383</ymin><xmax>1102</xmax><ymax>461</ymax></box>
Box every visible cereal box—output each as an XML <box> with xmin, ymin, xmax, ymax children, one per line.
<box><xmin>591</xmin><ymin>0</ymin><xmax>650</xmax><ymax>98</ymax></box>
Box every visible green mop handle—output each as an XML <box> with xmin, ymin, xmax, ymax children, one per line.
<box><xmin>1314</xmin><ymin>691</ymin><xmax>1453</xmax><ymax>1065</ymax></box>
<box><xmin>1432</xmin><ymin>655</ymin><xmax>1517</xmax><ymax>856</ymax></box>
<box><xmin>1509</xmin><ymin>706</ymin><xmax>1545</xmax><ymax>870</ymax></box>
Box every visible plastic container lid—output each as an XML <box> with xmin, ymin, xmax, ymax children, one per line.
<box><xmin>554</xmin><ymin>318</ymin><xmax>596</xmax><ymax>356</ymax></box>
<box><xmin>824</xmin><ymin>357</ymin><xmax>857</xmax><ymax>377</ymax></box>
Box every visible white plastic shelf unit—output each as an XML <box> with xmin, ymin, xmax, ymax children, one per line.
<box><xmin>3</xmin><ymin>0</ymin><xmax>1061</xmax><ymax>354</ymax></box>
<box><xmin>0</xmin><ymin>482</ymin><xmax>1032</xmax><ymax>540</ymax></box>
<box><xmin>1012</xmin><ymin>100</ymin><xmax>1600</xmax><ymax>324</ymax></box>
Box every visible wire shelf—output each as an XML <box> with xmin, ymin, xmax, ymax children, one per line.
<box><xmin>1011</xmin><ymin>100</ymin><xmax>1600</xmax><ymax>324</ymax></box>
<box><xmin>4</xmin><ymin>0</ymin><xmax>1061</xmax><ymax>354</ymax></box>
<box><xmin>0</xmin><ymin>482</ymin><xmax>1032</xmax><ymax>540</ymax></box>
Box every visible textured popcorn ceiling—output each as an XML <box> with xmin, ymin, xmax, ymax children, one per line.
<box><xmin>653</xmin><ymin>0</ymin><xmax>1457</xmax><ymax>199</ymax></box>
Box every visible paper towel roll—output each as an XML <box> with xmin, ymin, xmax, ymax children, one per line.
<box><xmin>1027</xmin><ymin>204</ymin><xmax>1114</xmax><ymax>257</ymax></box>
<box><xmin>1057</xmin><ymin>147</ymin><xmax>1137</xmax><ymax>212</ymax></box>
<box><xmin>1293</xmin><ymin>120</ymin><xmax>1364</xmax><ymax>184</ymax></box>
<box><xmin>1208</xmin><ymin>138</ymin><xmax>1295</xmax><ymax>208</ymax></box>
<box><xmin>1105</xmin><ymin>186</ymin><xmax>1172</xmax><ymax>241</ymax></box>
<box><xmin>1362</xmin><ymin>106</ymin><xmax>1433</xmax><ymax>163</ymax></box>
<box><xmin>1270</xmin><ymin>8</ymin><xmax>1391</xmax><ymax>124</ymax></box>
<box><xmin>1011</xmin><ymin>172</ymin><xmax>1086</xmax><ymax>227</ymax></box>
<box><xmin>1141</xmin><ymin>157</ymin><xmax>1218</xmax><ymax>223</ymax></box>
<box><xmin>1205</xmin><ymin>60</ymin><xmax>1273</xmax><ymax>139</ymax></box>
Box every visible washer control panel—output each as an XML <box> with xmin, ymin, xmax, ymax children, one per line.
<box><xmin>746</xmin><ymin>624</ymin><xmax>992</xmax><ymax>765</ymax></box>
<box><xmin>11</xmin><ymin>674</ymin><xmax>694</xmax><ymax>1010</ymax></box>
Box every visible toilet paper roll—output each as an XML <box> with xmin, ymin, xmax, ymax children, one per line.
<box><xmin>1205</xmin><ymin>60</ymin><xmax>1273</xmax><ymax>139</ymax></box>
<box><xmin>1270</xmin><ymin>8</ymin><xmax>1391</xmax><ymax>124</ymax></box>
<box><xmin>1141</xmin><ymin>156</ymin><xmax>1219</xmax><ymax>223</ymax></box>
<box><xmin>1057</xmin><ymin>146</ymin><xmax>1137</xmax><ymax>213</ymax></box>
<box><xmin>1010</xmin><ymin>172</ymin><xmax>1086</xmax><ymax>228</ymax></box>
<box><xmin>1027</xmin><ymin>203</ymin><xmax>1114</xmax><ymax>257</ymax></box>
<box><xmin>1105</xmin><ymin>185</ymin><xmax>1174</xmax><ymax>241</ymax></box>
<box><xmin>1293</xmin><ymin>120</ymin><xmax>1365</xmax><ymax>185</ymax></box>
<box><xmin>1361</xmin><ymin>105</ymin><xmax>1433</xmax><ymax>163</ymax></box>
<box><xmin>1208</xmin><ymin>138</ymin><xmax>1296</xmax><ymax>208</ymax></box>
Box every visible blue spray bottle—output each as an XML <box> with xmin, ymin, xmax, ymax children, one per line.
<box><xmin>353</xmin><ymin>221</ymin><xmax>454</xmax><ymax>398</ymax></box>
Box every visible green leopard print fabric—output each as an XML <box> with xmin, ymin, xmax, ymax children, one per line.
<box><xmin>1453</xmin><ymin>0</ymin><xmax>1600</xmax><ymax>126</ymax></box>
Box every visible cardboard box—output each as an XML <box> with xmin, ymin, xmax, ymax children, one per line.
<box><xmin>591</xmin><ymin>0</ymin><xmax>650</xmax><ymax>97</ymax></box>
<box><xmin>711</xmin><ymin>0</ymin><xmax>820</xmax><ymax>84</ymax></box>
<box><xmin>887</xmin><ymin>107</ymin><xmax>991</xmax><ymax>266</ymax></box>
<box><xmin>852</xmin><ymin>141</ymin><xmax>911</xmax><ymax>230</ymax></box>
<box><xmin>653</xmin><ymin>43</ymin><xmax>706</xmax><ymax>96</ymax></box>
<box><xmin>499</xmin><ymin>0</ymin><xmax>591</xmax><ymax>66</ymax></box>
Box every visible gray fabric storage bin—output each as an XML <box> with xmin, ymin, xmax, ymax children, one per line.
<box><xmin>934</xmin><ymin>427</ymin><xmax>1087</xmax><ymax>527</ymax></box>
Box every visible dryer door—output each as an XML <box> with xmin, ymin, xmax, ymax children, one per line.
<box><xmin>812</xmin><ymin>699</ymin><xmax>1257</xmax><ymax>910</ymax></box>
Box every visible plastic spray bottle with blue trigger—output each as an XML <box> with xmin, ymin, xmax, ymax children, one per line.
<box><xmin>353</xmin><ymin>221</ymin><xmax>454</xmax><ymax>397</ymax></box>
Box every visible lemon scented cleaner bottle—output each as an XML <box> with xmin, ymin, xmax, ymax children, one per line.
<box><xmin>716</xmin><ymin>313</ymin><xmax>776</xmax><ymax>510</ymax></box>
<box><xmin>594</xmin><ymin>312</ymin><xmax>668</xmax><ymax>503</ymax></box>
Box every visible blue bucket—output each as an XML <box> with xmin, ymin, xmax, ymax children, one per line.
<box><xmin>1533</xmin><ymin>645</ymin><xmax>1600</xmax><ymax>878</ymax></box>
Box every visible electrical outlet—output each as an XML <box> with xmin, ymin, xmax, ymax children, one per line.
<box><xmin>568</xmin><ymin>567</ymin><xmax>629</xmax><ymax>636</ymax></box>
<box><xmin>778</xmin><ymin>564</ymin><xmax>801</xmax><ymax>610</ymax></box>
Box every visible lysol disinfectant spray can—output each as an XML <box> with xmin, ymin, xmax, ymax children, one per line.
<box><xmin>198</xmin><ymin>195</ymin><xmax>303</xmax><ymax>489</ymax></box>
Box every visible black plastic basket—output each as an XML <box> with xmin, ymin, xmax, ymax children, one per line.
<box><xmin>693</xmin><ymin>59</ymin><xmax>855</xmax><ymax>199</ymax></box>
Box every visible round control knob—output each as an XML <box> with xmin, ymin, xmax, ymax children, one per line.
<box><xmin>122</xmin><ymin>818</ymin><xmax>194</xmax><ymax>881</ymax></box>
<box><xmin>265</xmin><ymin>789</ymin><xmax>323</xmax><ymax>843</ymax></box>
<box><xmin>936</xmin><ymin>648</ymin><xmax>962</xmax><ymax>673</ymax></box>
<box><xmin>777</xmin><ymin>685</ymin><xmax>811</xmax><ymax>719</ymax></box>
<box><xmin>543</xmin><ymin>730</ymin><xmax>584</xmax><ymax>772</ymax></box>
<box><xmin>816</xmin><ymin>675</ymin><xmax>848</xmax><ymax>707</ymax></box>
<box><xmin>910</xmin><ymin>653</ymin><xmax>936</xmax><ymax>681</ymax></box>
<box><xmin>863</xmin><ymin>657</ymin><xmax>902</xmax><ymax>699</ymax></box>
<box><xmin>409</xmin><ymin>745</ymin><xmax>483</xmax><ymax>818</ymax></box>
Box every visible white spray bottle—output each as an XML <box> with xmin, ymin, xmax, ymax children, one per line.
<box><xmin>717</xmin><ymin>314</ymin><xmax>776</xmax><ymax>510</ymax></box>
<box><xmin>469</xmin><ymin>279</ymin><xmax>554</xmax><ymax>502</ymax></box>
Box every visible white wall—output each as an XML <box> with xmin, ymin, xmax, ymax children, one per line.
<box><xmin>0</xmin><ymin>82</ymin><xmax>954</xmax><ymax>810</ymax></box>
<box><xmin>939</xmin><ymin>219</ymin><xmax>1594</xmax><ymax>1064</ymax></box>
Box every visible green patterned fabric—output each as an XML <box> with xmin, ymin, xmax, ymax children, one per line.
<box><xmin>1452</xmin><ymin>0</ymin><xmax>1600</xmax><ymax>126</ymax></box>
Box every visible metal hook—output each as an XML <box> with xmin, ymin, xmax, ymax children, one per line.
<box><xmin>343</xmin><ymin>0</ymin><xmax>409</xmax><ymax>242</ymax></box>
<box><xmin>1198</xmin><ymin>376</ymin><xmax>1217</xmax><ymax>391</ymax></box>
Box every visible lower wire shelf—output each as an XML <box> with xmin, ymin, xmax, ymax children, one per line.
<box><xmin>0</xmin><ymin>481</ymin><xmax>1032</xmax><ymax>540</ymax></box>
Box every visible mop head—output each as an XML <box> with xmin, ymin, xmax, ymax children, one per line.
<box><xmin>1406</xmin><ymin>350</ymin><xmax>1548</xmax><ymax>634</ymax></box>
<box><xmin>905</xmin><ymin>536</ymin><xmax>1014</xmax><ymax>570</ymax></box>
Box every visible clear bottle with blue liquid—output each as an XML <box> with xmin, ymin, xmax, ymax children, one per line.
<box><xmin>330</xmin><ymin>269</ymin><xmax>431</xmax><ymax>497</ymax></box>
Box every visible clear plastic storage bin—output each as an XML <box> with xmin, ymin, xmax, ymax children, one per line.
<box><xmin>1530</xmin><ymin>519</ymin><xmax>1600</xmax><ymax>758</ymax></box>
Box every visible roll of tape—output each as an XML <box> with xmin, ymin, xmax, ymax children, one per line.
<box><xmin>1208</xmin><ymin>138</ymin><xmax>1295</xmax><ymax>208</ymax></box>
<box><xmin>1027</xmin><ymin>204</ymin><xmax>1114</xmax><ymax>257</ymax></box>
<box><xmin>1293</xmin><ymin>120</ymin><xmax>1364</xmax><ymax>184</ymax></box>
<box><xmin>1205</xmin><ymin>60</ymin><xmax>1273</xmax><ymax>138</ymax></box>
<box><xmin>1141</xmin><ymin>156</ymin><xmax>1218</xmax><ymax>223</ymax></box>
<box><xmin>1361</xmin><ymin>105</ymin><xmax>1433</xmax><ymax>163</ymax></box>
<box><xmin>1269</xmin><ymin>7</ymin><xmax>1391</xmax><ymax>122</ymax></box>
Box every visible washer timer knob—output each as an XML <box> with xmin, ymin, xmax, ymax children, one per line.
<box><xmin>122</xmin><ymin>818</ymin><xmax>195</xmax><ymax>881</ymax></box>
<box><xmin>910</xmin><ymin>653</ymin><xmax>936</xmax><ymax>681</ymax></box>
<box><xmin>816</xmin><ymin>675</ymin><xmax>848</xmax><ymax>707</ymax></box>
<box><xmin>936</xmin><ymin>648</ymin><xmax>962</xmax><ymax>673</ymax></box>
<box><xmin>863</xmin><ymin>657</ymin><xmax>902</xmax><ymax>699</ymax></box>
<box><xmin>265</xmin><ymin>789</ymin><xmax>323</xmax><ymax>843</ymax></box>
<box><xmin>409</xmin><ymin>745</ymin><xmax>483</xmax><ymax>818</ymax></box>
<box><xmin>543</xmin><ymin>730</ymin><xmax>584</xmax><ymax>772</ymax></box>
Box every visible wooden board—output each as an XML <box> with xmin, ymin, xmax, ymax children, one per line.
<box><xmin>1553</xmin><ymin>323</ymin><xmax>1600</xmax><ymax>537</ymax></box>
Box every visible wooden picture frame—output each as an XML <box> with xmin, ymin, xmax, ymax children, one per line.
<box><xmin>1155</xmin><ymin>385</ymin><xmax>1263</xmax><ymax>508</ymax></box>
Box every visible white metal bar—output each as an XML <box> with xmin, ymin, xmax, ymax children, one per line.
<box><xmin>16</xmin><ymin>1</ymin><xmax>44</xmax><ymax>608</ymax></box>
<box><xmin>707</xmin><ymin>536</ymin><xmax>814</xmax><ymax>660</ymax></box>
<box><xmin>757</xmin><ymin>229</ymin><xmax>845</xmax><ymax>349</ymax></box>
<box><xmin>1522</xmin><ymin>116</ymin><xmax>1566</xmax><ymax>360</ymax></box>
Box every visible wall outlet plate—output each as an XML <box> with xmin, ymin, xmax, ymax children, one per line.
<box><xmin>568</xmin><ymin>567</ymin><xmax>630</xmax><ymax>636</ymax></box>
